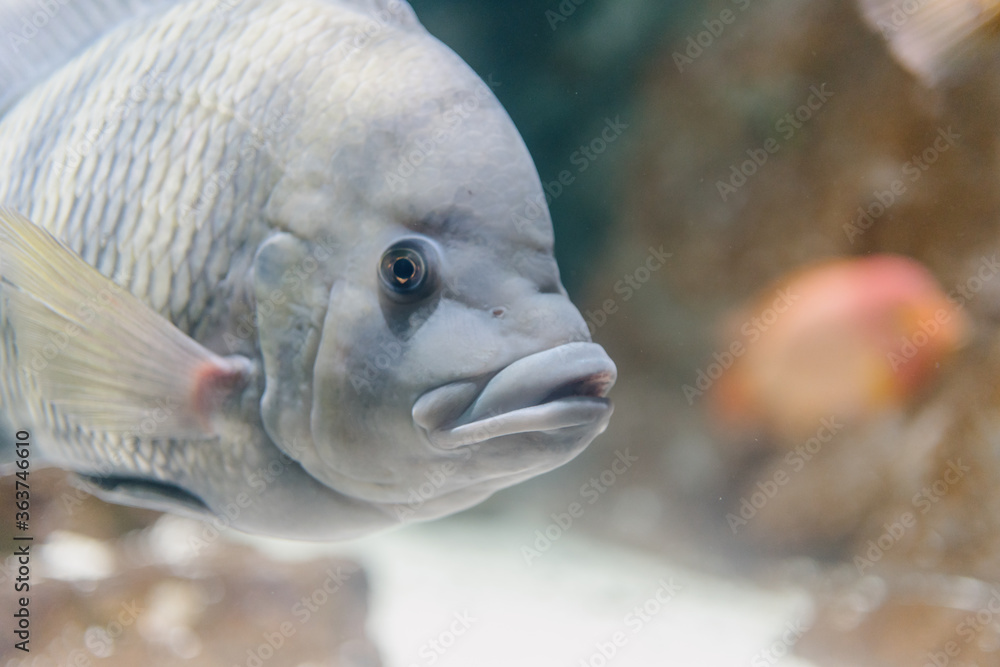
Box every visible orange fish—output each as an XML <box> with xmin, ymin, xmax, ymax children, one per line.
<box><xmin>711</xmin><ymin>255</ymin><xmax>970</xmax><ymax>442</ymax></box>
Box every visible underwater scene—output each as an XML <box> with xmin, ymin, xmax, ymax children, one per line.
<box><xmin>3</xmin><ymin>0</ymin><xmax>1000</xmax><ymax>665</ymax></box>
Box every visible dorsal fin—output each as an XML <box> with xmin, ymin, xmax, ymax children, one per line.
<box><xmin>0</xmin><ymin>0</ymin><xmax>176</xmax><ymax>114</ymax></box>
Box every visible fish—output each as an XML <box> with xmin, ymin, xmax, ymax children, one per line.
<box><xmin>856</xmin><ymin>0</ymin><xmax>1000</xmax><ymax>85</ymax></box>
<box><xmin>0</xmin><ymin>0</ymin><xmax>617</xmax><ymax>540</ymax></box>
<box><xmin>710</xmin><ymin>255</ymin><xmax>968</xmax><ymax>443</ymax></box>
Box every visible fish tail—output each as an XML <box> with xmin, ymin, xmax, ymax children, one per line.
<box><xmin>857</xmin><ymin>0</ymin><xmax>1000</xmax><ymax>85</ymax></box>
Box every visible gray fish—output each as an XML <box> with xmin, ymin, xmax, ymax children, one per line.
<box><xmin>0</xmin><ymin>0</ymin><xmax>616</xmax><ymax>540</ymax></box>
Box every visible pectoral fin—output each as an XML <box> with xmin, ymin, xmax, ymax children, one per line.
<box><xmin>0</xmin><ymin>207</ymin><xmax>251</xmax><ymax>438</ymax></box>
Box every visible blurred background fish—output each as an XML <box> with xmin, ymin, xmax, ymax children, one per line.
<box><xmin>710</xmin><ymin>255</ymin><xmax>970</xmax><ymax>444</ymax></box>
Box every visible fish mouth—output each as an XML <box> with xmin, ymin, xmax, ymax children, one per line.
<box><xmin>412</xmin><ymin>342</ymin><xmax>617</xmax><ymax>450</ymax></box>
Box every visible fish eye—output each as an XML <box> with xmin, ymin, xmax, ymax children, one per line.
<box><xmin>379</xmin><ymin>238</ymin><xmax>439</xmax><ymax>303</ymax></box>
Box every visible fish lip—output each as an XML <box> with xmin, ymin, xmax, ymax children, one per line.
<box><xmin>412</xmin><ymin>342</ymin><xmax>617</xmax><ymax>450</ymax></box>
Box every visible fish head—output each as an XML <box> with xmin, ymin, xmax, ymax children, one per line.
<box><xmin>259</xmin><ymin>17</ymin><xmax>617</xmax><ymax>519</ymax></box>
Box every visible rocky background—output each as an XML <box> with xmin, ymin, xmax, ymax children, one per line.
<box><xmin>0</xmin><ymin>469</ymin><xmax>381</xmax><ymax>666</ymax></box>
<box><xmin>445</xmin><ymin>0</ymin><xmax>1000</xmax><ymax>664</ymax></box>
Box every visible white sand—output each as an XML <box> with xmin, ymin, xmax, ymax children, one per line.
<box><xmin>243</xmin><ymin>514</ymin><xmax>820</xmax><ymax>667</ymax></box>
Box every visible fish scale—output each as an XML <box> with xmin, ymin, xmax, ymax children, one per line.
<box><xmin>0</xmin><ymin>1</ymin><xmax>297</xmax><ymax>326</ymax></box>
<box><xmin>0</xmin><ymin>0</ymin><xmax>305</xmax><ymax>468</ymax></box>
